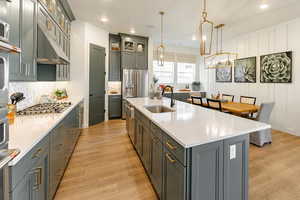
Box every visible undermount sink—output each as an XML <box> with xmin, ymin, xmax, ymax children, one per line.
<box><xmin>145</xmin><ymin>105</ymin><xmax>175</xmax><ymax>113</ymax></box>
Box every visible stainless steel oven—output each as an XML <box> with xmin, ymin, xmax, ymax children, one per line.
<box><xmin>0</xmin><ymin>55</ymin><xmax>8</xmax><ymax>107</ymax></box>
<box><xmin>0</xmin><ymin>19</ymin><xmax>9</xmax><ymax>43</ymax></box>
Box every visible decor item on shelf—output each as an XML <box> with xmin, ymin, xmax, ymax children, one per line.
<box><xmin>192</xmin><ymin>81</ymin><xmax>201</xmax><ymax>91</ymax></box>
<box><xmin>156</xmin><ymin>11</ymin><xmax>165</xmax><ymax>66</ymax></box>
<box><xmin>260</xmin><ymin>51</ymin><xmax>292</xmax><ymax>83</ymax></box>
<box><xmin>204</xmin><ymin>24</ymin><xmax>238</xmax><ymax>69</ymax></box>
<box><xmin>111</xmin><ymin>42</ymin><xmax>120</xmax><ymax>51</ymax></box>
<box><xmin>136</xmin><ymin>43</ymin><xmax>145</xmax><ymax>52</ymax></box>
<box><xmin>216</xmin><ymin>67</ymin><xmax>232</xmax><ymax>82</ymax></box>
<box><xmin>199</xmin><ymin>0</ymin><xmax>214</xmax><ymax>56</ymax></box>
<box><xmin>234</xmin><ymin>57</ymin><xmax>257</xmax><ymax>83</ymax></box>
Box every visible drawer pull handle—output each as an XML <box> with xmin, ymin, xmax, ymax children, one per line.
<box><xmin>32</xmin><ymin>148</ymin><xmax>42</xmax><ymax>159</ymax></box>
<box><xmin>32</xmin><ymin>167</ymin><xmax>42</xmax><ymax>190</ymax></box>
<box><xmin>166</xmin><ymin>141</ymin><xmax>176</xmax><ymax>150</ymax></box>
<box><xmin>166</xmin><ymin>153</ymin><xmax>176</xmax><ymax>163</ymax></box>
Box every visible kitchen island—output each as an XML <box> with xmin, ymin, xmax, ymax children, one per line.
<box><xmin>125</xmin><ymin>97</ymin><xmax>270</xmax><ymax>200</ymax></box>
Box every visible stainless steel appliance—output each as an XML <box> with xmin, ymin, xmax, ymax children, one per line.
<box><xmin>122</xmin><ymin>69</ymin><xmax>148</xmax><ymax>119</ymax></box>
<box><xmin>0</xmin><ymin>54</ymin><xmax>9</xmax><ymax>107</ymax></box>
<box><xmin>17</xmin><ymin>102</ymin><xmax>72</xmax><ymax>115</ymax></box>
<box><xmin>0</xmin><ymin>19</ymin><xmax>9</xmax><ymax>43</ymax></box>
<box><xmin>122</xmin><ymin>69</ymin><xmax>148</xmax><ymax>98</ymax></box>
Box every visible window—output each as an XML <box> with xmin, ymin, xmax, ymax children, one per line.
<box><xmin>177</xmin><ymin>63</ymin><xmax>196</xmax><ymax>84</ymax></box>
<box><xmin>153</xmin><ymin>61</ymin><xmax>175</xmax><ymax>84</ymax></box>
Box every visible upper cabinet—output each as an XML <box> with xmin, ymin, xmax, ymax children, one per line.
<box><xmin>8</xmin><ymin>0</ymin><xmax>74</xmax><ymax>82</ymax></box>
<box><xmin>109</xmin><ymin>34</ymin><xmax>121</xmax><ymax>81</ymax></box>
<box><xmin>120</xmin><ymin>33</ymin><xmax>148</xmax><ymax>70</ymax></box>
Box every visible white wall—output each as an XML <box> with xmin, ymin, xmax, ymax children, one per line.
<box><xmin>70</xmin><ymin>21</ymin><xmax>109</xmax><ymax>128</ymax></box>
<box><xmin>200</xmin><ymin>18</ymin><xmax>300</xmax><ymax>136</ymax></box>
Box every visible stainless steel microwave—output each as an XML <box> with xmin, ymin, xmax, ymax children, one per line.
<box><xmin>0</xmin><ymin>20</ymin><xmax>9</xmax><ymax>43</ymax></box>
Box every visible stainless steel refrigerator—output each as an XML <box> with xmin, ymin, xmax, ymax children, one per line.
<box><xmin>122</xmin><ymin>69</ymin><xmax>148</xmax><ymax>118</ymax></box>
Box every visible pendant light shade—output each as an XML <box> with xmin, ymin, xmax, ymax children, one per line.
<box><xmin>199</xmin><ymin>0</ymin><xmax>214</xmax><ymax>56</ymax></box>
<box><xmin>157</xmin><ymin>11</ymin><xmax>165</xmax><ymax>66</ymax></box>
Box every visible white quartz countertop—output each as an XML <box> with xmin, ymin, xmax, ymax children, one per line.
<box><xmin>126</xmin><ymin>97</ymin><xmax>271</xmax><ymax>148</ymax></box>
<box><xmin>8</xmin><ymin>97</ymin><xmax>84</xmax><ymax>166</ymax></box>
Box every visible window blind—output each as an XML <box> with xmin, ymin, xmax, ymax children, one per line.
<box><xmin>153</xmin><ymin>51</ymin><xmax>197</xmax><ymax>63</ymax></box>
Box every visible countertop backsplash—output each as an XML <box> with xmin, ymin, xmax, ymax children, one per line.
<box><xmin>9</xmin><ymin>82</ymin><xmax>71</xmax><ymax>111</ymax></box>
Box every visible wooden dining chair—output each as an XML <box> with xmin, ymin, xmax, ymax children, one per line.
<box><xmin>240</xmin><ymin>96</ymin><xmax>256</xmax><ymax>105</ymax></box>
<box><xmin>191</xmin><ymin>96</ymin><xmax>208</xmax><ymax>107</ymax></box>
<box><xmin>207</xmin><ymin>99</ymin><xmax>223</xmax><ymax>111</ymax></box>
<box><xmin>222</xmin><ymin>94</ymin><xmax>234</xmax><ymax>102</ymax></box>
<box><xmin>249</xmin><ymin>102</ymin><xmax>275</xmax><ymax>147</ymax></box>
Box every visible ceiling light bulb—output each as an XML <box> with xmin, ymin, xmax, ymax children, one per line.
<box><xmin>100</xmin><ymin>17</ymin><xmax>108</xmax><ymax>23</ymax></box>
<box><xmin>260</xmin><ymin>4</ymin><xmax>269</xmax><ymax>9</ymax></box>
<box><xmin>130</xmin><ymin>29</ymin><xmax>135</xmax><ymax>34</ymax></box>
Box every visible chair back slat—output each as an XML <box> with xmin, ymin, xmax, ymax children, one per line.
<box><xmin>240</xmin><ymin>96</ymin><xmax>256</xmax><ymax>105</ymax></box>
<box><xmin>207</xmin><ymin>99</ymin><xmax>222</xmax><ymax>111</ymax></box>
<box><xmin>222</xmin><ymin>94</ymin><xmax>234</xmax><ymax>102</ymax></box>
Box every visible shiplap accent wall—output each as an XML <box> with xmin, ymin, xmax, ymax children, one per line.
<box><xmin>200</xmin><ymin>18</ymin><xmax>300</xmax><ymax>136</ymax></box>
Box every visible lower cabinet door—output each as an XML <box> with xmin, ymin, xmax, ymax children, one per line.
<box><xmin>163</xmin><ymin>151</ymin><xmax>186</xmax><ymax>200</ymax></box>
<box><xmin>142</xmin><ymin>126</ymin><xmax>151</xmax><ymax>172</ymax></box>
<box><xmin>10</xmin><ymin>174</ymin><xmax>31</xmax><ymax>200</ymax></box>
<box><xmin>150</xmin><ymin>136</ymin><xmax>163</xmax><ymax>199</ymax></box>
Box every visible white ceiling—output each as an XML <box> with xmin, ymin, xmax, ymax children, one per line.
<box><xmin>68</xmin><ymin>0</ymin><xmax>300</xmax><ymax>48</ymax></box>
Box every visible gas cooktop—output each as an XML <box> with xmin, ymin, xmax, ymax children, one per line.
<box><xmin>17</xmin><ymin>102</ymin><xmax>72</xmax><ymax>116</ymax></box>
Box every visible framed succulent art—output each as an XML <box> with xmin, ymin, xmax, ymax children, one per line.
<box><xmin>260</xmin><ymin>51</ymin><xmax>292</xmax><ymax>83</ymax></box>
<box><xmin>234</xmin><ymin>57</ymin><xmax>257</xmax><ymax>83</ymax></box>
<box><xmin>216</xmin><ymin>67</ymin><xmax>232</xmax><ymax>82</ymax></box>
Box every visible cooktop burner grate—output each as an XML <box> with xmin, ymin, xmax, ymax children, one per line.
<box><xmin>17</xmin><ymin>102</ymin><xmax>72</xmax><ymax>115</ymax></box>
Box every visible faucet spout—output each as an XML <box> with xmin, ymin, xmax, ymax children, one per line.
<box><xmin>162</xmin><ymin>85</ymin><xmax>175</xmax><ymax>107</ymax></box>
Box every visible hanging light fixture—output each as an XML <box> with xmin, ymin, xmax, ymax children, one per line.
<box><xmin>156</xmin><ymin>11</ymin><xmax>165</xmax><ymax>66</ymax></box>
<box><xmin>199</xmin><ymin>0</ymin><xmax>214</xmax><ymax>56</ymax></box>
<box><xmin>204</xmin><ymin>24</ymin><xmax>238</xmax><ymax>69</ymax></box>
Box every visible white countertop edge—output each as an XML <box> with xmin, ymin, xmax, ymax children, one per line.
<box><xmin>8</xmin><ymin>97</ymin><xmax>84</xmax><ymax>166</ymax></box>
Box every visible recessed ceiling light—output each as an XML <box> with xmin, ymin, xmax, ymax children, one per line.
<box><xmin>192</xmin><ymin>35</ymin><xmax>197</xmax><ymax>41</ymax></box>
<box><xmin>100</xmin><ymin>17</ymin><xmax>108</xmax><ymax>23</ymax></box>
<box><xmin>130</xmin><ymin>29</ymin><xmax>135</xmax><ymax>34</ymax></box>
<box><xmin>260</xmin><ymin>4</ymin><xmax>269</xmax><ymax>9</ymax></box>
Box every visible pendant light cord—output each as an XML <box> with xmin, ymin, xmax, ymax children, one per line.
<box><xmin>161</xmin><ymin>13</ymin><xmax>163</xmax><ymax>46</ymax></box>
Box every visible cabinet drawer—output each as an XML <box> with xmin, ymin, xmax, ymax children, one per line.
<box><xmin>150</xmin><ymin>123</ymin><xmax>163</xmax><ymax>142</ymax></box>
<box><xmin>10</xmin><ymin>135</ymin><xmax>50</xmax><ymax>190</ymax></box>
<box><xmin>163</xmin><ymin>134</ymin><xmax>186</xmax><ymax>166</ymax></box>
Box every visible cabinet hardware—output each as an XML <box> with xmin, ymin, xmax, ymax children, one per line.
<box><xmin>32</xmin><ymin>148</ymin><xmax>42</xmax><ymax>159</ymax></box>
<box><xmin>166</xmin><ymin>153</ymin><xmax>176</xmax><ymax>163</ymax></box>
<box><xmin>166</xmin><ymin>141</ymin><xmax>176</xmax><ymax>150</ymax></box>
<box><xmin>32</xmin><ymin>167</ymin><xmax>42</xmax><ymax>190</ymax></box>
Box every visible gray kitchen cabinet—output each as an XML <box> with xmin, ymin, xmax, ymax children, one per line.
<box><xmin>150</xmin><ymin>133</ymin><xmax>163</xmax><ymax>199</ymax></box>
<box><xmin>10</xmin><ymin>135</ymin><xmax>49</xmax><ymax>200</ymax></box>
<box><xmin>128</xmin><ymin>105</ymin><xmax>249</xmax><ymax>200</ymax></box>
<box><xmin>163</xmin><ymin>151</ymin><xmax>186</xmax><ymax>200</ymax></box>
<box><xmin>121</xmin><ymin>51</ymin><xmax>136</xmax><ymax>69</ymax></box>
<box><xmin>109</xmin><ymin>34</ymin><xmax>121</xmax><ymax>81</ymax></box>
<box><xmin>108</xmin><ymin>95</ymin><xmax>122</xmax><ymax>119</ymax></box>
<box><xmin>20</xmin><ymin>0</ymin><xmax>37</xmax><ymax>81</ymax></box>
<box><xmin>109</xmin><ymin>51</ymin><xmax>121</xmax><ymax>81</ymax></box>
<box><xmin>120</xmin><ymin>34</ymin><xmax>148</xmax><ymax>69</ymax></box>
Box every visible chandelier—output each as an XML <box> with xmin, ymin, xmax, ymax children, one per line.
<box><xmin>204</xmin><ymin>24</ymin><xmax>238</xmax><ymax>69</ymax></box>
<box><xmin>199</xmin><ymin>0</ymin><xmax>214</xmax><ymax>56</ymax></box>
<box><xmin>157</xmin><ymin>11</ymin><xmax>165</xmax><ymax>66</ymax></box>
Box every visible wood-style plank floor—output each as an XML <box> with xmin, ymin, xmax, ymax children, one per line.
<box><xmin>54</xmin><ymin>120</ymin><xmax>300</xmax><ymax>200</ymax></box>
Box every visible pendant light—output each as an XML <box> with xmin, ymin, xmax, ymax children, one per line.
<box><xmin>199</xmin><ymin>0</ymin><xmax>214</xmax><ymax>56</ymax></box>
<box><xmin>204</xmin><ymin>24</ymin><xmax>238</xmax><ymax>69</ymax></box>
<box><xmin>157</xmin><ymin>11</ymin><xmax>165</xmax><ymax>66</ymax></box>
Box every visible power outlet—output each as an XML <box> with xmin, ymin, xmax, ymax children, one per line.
<box><xmin>230</xmin><ymin>144</ymin><xmax>236</xmax><ymax>160</ymax></box>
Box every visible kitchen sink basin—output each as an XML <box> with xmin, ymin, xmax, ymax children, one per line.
<box><xmin>145</xmin><ymin>105</ymin><xmax>175</xmax><ymax>113</ymax></box>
